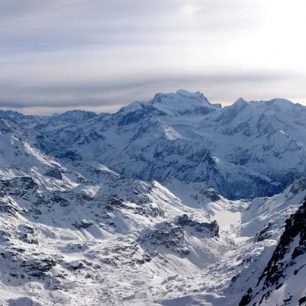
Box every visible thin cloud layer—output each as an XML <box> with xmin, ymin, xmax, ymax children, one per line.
<box><xmin>0</xmin><ymin>0</ymin><xmax>306</xmax><ymax>113</ymax></box>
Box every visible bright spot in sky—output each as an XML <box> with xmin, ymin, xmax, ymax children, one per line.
<box><xmin>234</xmin><ymin>0</ymin><xmax>306</xmax><ymax>72</ymax></box>
<box><xmin>181</xmin><ymin>3</ymin><xmax>199</xmax><ymax>16</ymax></box>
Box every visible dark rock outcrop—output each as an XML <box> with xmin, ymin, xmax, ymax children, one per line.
<box><xmin>240</xmin><ymin>198</ymin><xmax>306</xmax><ymax>305</ymax></box>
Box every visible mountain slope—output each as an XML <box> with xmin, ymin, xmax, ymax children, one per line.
<box><xmin>239</xmin><ymin>197</ymin><xmax>306</xmax><ymax>306</ymax></box>
<box><xmin>5</xmin><ymin>90</ymin><xmax>304</xmax><ymax>199</ymax></box>
<box><xmin>0</xmin><ymin>123</ymin><xmax>226</xmax><ymax>305</ymax></box>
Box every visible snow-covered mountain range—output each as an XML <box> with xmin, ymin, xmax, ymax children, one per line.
<box><xmin>0</xmin><ymin>90</ymin><xmax>305</xmax><ymax>305</ymax></box>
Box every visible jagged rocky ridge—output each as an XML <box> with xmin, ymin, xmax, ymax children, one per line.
<box><xmin>239</xmin><ymin>198</ymin><xmax>306</xmax><ymax>306</ymax></box>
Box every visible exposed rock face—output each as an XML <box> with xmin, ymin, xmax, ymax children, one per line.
<box><xmin>240</xmin><ymin>198</ymin><xmax>306</xmax><ymax>306</ymax></box>
<box><xmin>0</xmin><ymin>177</ymin><xmax>38</xmax><ymax>194</ymax></box>
<box><xmin>176</xmin><ymin>214</ymin><xmax>219</xmax><ymax>237</ymax></box>
<box><xmin>45</xmin><ymin>167</ymin><xmax>63</xmax><ymax>180</ymax></box>
<box><xmin>141</xmin><ymin>216</ymin><xmax>219</xmax><ymax>257</ymax></box>
<box><xmin>142</xmin><ymin>222</ymin><xmax>190</xmax><ymax>256</ymax></box>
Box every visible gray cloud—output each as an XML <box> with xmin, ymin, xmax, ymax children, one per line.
<box><xmin>0</xmin><ymin>70</ymin><xmax>303</xmax><ymax>109</ymax></box>
<box><xmin>0</xmin><ymin>0</ymin><xmax>259</xmax><ymax>51</ymax></box>
<box><xmin>0</xmin><ymin>0</ymin><xmax>305</xmax><ymax>113</ymax></box>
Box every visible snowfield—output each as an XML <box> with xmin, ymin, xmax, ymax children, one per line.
<box><xmin>0</xmin><ymin>90</ymin><xmax>305</xmax><ymax>305</ymax></box>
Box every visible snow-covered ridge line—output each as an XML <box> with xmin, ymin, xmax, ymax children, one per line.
<box><xmin>2</xmin><ymin>89</ymin><xmax>304</xmax><ymax>199</ymax></box>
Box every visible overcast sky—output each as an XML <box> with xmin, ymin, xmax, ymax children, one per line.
<box><xmin>1</xmin><ymin>0</ymin><xmax>306</xmax><ymax>114</ymax></box>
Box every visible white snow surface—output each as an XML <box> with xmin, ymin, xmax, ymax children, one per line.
<box><xmin>8</xmin><ymin>89</ymin><xmax>305</xmax><ymax>200</ymax></box>
<box><xmin>0</xmin><ymin>91</ymin><xmax>306</xmax><ymax>305</ymax></box>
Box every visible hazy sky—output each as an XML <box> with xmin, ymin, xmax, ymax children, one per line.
<box><xmin>1</xmin><ymin>0</ymin><xmax>306</xmax><ymax>113</ymax></box>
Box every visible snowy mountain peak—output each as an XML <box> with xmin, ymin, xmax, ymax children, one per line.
<box><xmin>176</xmin><ymin>89</ymin><xmax>209</xmax><ymax>101</ymax></box>
<box><xmin>215</xmin><ymin>97</ymin><xmax>248</xmax><ymax>124</ymax></box>
<box><xmin>115</xmin><ymin>90</ymin><xmax>220</xmax><ymax>124</ymax></box>
<box><xmin>266</xmin><ymin>97</ymin><xmax>295</xmax><ymax>108</ymax></box>
<box><xmin>148</xmin><ymin>89</ymin><xmax>219</xmax><ymax>116</ymax></box>
<box><xmin>233</xmin><ymin>97</ymin><xmax>248</xmax><ymax>108</ymax></box>
<box><xmin>50</xmin><ymin>110</ymin><xmax>97</xmax><ymax>125</ymax></box>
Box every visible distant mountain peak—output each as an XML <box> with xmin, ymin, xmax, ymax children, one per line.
<box><xmin>116</xmin><ymin>90</ymin><xmax>220</xmax><ymax>119</ymax></box>
<box><xmin>51</xmin><ymin>110</ymin><xmax>97</xmax><ymax>123</ymax></box>
<box><xmin>267</xmin><ymin>97</ymin><xmax>293</xmax><ymax>106</ymax></box>
<box><xmin>176</xmin><ymin>89</ymin><xmax>208</xmax><ymax>100</ymax></box>
<box><xmin>148</xmin><ymin>89</ymin><xmax>219</xmax><ymax>116</ymax></box>
<box><xmin>233</xmin><ymin>97</ymin><xmax>248</xmax><ymax>107</ymax></box>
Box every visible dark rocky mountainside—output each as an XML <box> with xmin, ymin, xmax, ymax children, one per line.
<box><xmin>240</xmin><ymin>198</ymin><xmax>306</xmax><ymax>306</ymax></box>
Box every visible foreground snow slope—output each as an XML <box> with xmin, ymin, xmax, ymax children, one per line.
<box><xmin>1</xmin><ymin>157</ymin><xmax>305</xmax><ymax>305</ymax></box>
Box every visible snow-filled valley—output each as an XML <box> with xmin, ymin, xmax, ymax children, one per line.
<box><xmin>0</xmin><ymin>90</ymin><xmax>306</xmax><ymax>305</ymax></box>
